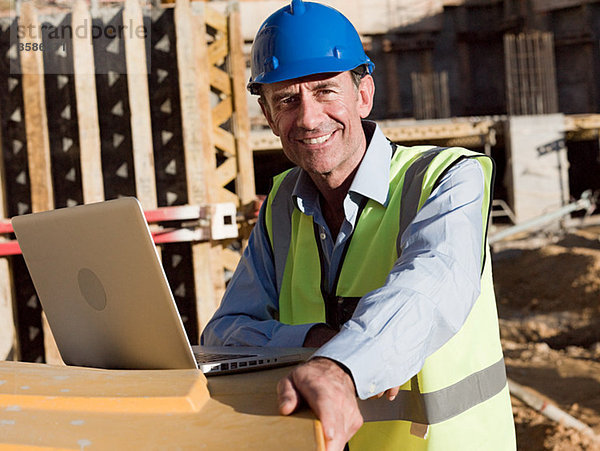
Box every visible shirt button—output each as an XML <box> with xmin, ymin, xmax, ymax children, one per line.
<box><xmin>369</xmin><ymin>383</ymin><xmax>376</xmax><ymax>394</ymax></box>
<box><xmin>320</xmin><ymin>232</ymin><xmax>326</xmax><ymax>240</ymax></box>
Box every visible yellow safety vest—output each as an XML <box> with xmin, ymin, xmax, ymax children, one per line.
<box><xmin>264</xmin><ymin>145</ymin><xmax>516</xmax><ymax>450</ymax></box>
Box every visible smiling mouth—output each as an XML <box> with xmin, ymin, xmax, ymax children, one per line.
<box><xmin>300</xmin><ymin>132</ymin><xmax>333</xmax><ymax>145</ymax></box>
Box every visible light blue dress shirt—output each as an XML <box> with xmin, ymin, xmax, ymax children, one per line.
<box><xmin>201</xmin><ymin>122</ymin><xmax>486</xmax><ymax>400</ymax></box>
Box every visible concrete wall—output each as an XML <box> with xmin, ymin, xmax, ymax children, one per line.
<box><xmin>504</xmin><ymin>114</ymin><xmax>571</xmax><ymax>223</ymax></box>
<box><xmin>236</xmin><ymin>0</ymin><xmax>448</xmax><ymax>41</ymax></box>
<box><xmin>235</xmin><ymin>0</ymin><xmax>600</xmax><ymax>121</ymax></box>
<box><xmin>237</xmin><ymin>0</ymin><xmax>448</xmax><ymax>122</ymax></box>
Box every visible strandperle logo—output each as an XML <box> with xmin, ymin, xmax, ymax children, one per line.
<box><xmin>9</xmin><ymin>14</ymin><xmax>151</xmax><ymax>75</ymax></box>
<box><xmin>16</xmin><ymin>18</ymin><xmax>148</xmax><ymax>41</ymax></box>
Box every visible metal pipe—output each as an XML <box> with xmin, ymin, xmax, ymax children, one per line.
<box><xmin>489</xmin><ymin>190</ymin><xmax>596</xmax><ymax>244</ymax></box>
<box><xmin>508</xmin><ymin>378</ymin><xmax>600</xmax><ymax>443</ymax></box>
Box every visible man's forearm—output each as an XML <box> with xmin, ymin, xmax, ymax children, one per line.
<box><xmin>303</xmin><ymin>323</ymin><xmax>337</xmax><ymax>347</ymax></box>
<box><xmin>202</xmin><ymin>314</ymin><xmax>317</xmax><ymax>347</ymax></box>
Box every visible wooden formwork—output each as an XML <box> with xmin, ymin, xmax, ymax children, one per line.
<box><xmin>0</xmin><ymin>0</ymin><xmax>254</xmax><ymax>362</ymax></box>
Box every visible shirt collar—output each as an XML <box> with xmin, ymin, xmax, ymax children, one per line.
<box><xmin>291</xmin><ymin>120</ymin><xmax>392</xmax><ymax>213</ymax></box>
<box><xmin>292</xmin><ymin>170</ymin><xmax>319</xmax><ymax>215</ymax></box>
<box><xmin>348</xmin><ymin>121</ymin><xmax>391</xmax><ymax>206</ymax></box>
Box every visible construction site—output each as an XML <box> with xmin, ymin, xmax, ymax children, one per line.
<box><xmin>0</xmin><ymin>0</ymin><xmax>599</xmax><ymax>448</ymax></box>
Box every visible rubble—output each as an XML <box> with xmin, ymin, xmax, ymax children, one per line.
<box><xmin>493</xmin><ymin>223</ymin><xmax>600</xmax><ymax>449</ymax></box>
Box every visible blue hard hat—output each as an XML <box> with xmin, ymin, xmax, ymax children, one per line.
<box><xmin>247</xmin><ymin>0</ymin><xmax>374</xmax><ymax>94</ymax></box>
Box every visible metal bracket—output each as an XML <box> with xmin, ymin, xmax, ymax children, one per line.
<box><xmin>0</xmin><ymin>202</ymin><xmax>240</xmax><ymax>256</ymax></box>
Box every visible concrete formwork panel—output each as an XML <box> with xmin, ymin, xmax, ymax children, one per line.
<box><xmin>505</xmin><ymin>114</ymin><xmax>570</xmax><ymax>223</ymax></box>
<box><xmin>0</xmin><ymin>260</ymin><xmax>14</xmax><ymax>360</ymax></box>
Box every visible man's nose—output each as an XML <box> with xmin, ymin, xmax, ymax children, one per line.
<box><xmin>295</xmin><ymin>95</ymin><xmax>323</xmax><ymax>130</ymax></box>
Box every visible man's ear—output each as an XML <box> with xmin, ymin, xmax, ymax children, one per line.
<box><xmin>258</xmin><ymin>97</ymin><xmax>280</xmax><ymax>137</ymax></box>
<box><xmin>357</xmin><ymin>75</ymin><xmax>375</xmax><ymax>119</ymax></box>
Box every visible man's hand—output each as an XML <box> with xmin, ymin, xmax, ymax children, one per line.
<box><xmin>277</xmin><ymin>357</ymin><xmax>363</xmax><ymax>451</ymax></box>
<box><xmin>372</xmin><ymin>386</ymin><xmax>400</xmax><ymax>401</ymax></box>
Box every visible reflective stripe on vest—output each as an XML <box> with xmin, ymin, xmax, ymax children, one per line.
<box><xmin>265</xmin><ymin>145</ymin><xmax>506</xmax><ymax>427</ymax></box>
<box><xmin>358</xmin><ymin>357</ymin><xmax>506</xmax><ymax>424</ymax></box>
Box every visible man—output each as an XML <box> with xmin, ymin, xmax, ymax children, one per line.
<box><xmin>202</xmin><ymin>1</ymin><xmax>516</xmax><ymax>449</ymax></box>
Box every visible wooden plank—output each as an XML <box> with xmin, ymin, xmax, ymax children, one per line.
<box><xmin>203</xmin><ymin>6</ymin><xmax>229</xmax><ymax>329</ymax></box>
<box><xmin>41</xmin><ymin>313</ymin><xmax>64</xmax><ymax>365</ymax></box>
<box><xmin>209</xmin><ymin>66</ymin><xmax>231</xmax><ymax>96</ymax></box>
<box><xmin>195</xmin><ymin>4</ymin><xmax>228</xmax><ymax>315</ymax></box>
<box><xmin>20</xmin><ymin>2</ymin><xmax>62</xmax><ymax>365</ymax></box>
<box><xmin>124</xmin><ymin>0</ymin><xmax>157</xmax><ymax>210</ymax></box>
<box><xmin>72</xmin><ymin>0</ymin><xmax>105</xmax><ymax>204</ymax></box>
<box><xmin>204</xmin><ymin>5</ymin><xmax>227</xmax><ymax>34</ymax></box>
<box><xmin>0</xmin><ymin>257</ymin><xmax>14</xmax><ymax>360</ymax></box>
<box><xmin>228</xmin><ymin>1</ymin><xmax>255</xmax><ymax>206</ymax></box>
<box><xmin>176</xmin><ymin>0</ymin><xmax>210</xmax><ymax>204</ymax></box>
<box><xmin>217</xmin><ymin>187</ymin><xmax>240</xmax><ymax>205</ymax></box>
<box><xmin>208</xmin><ymin>35</ymin><xmax>229</xmax><ymax>66</ymax></box>
<box><xmin>565</xmin><ymin>114</ymin><xmax>600</xmax><ymax>132</ymax></box>
<box><xmin>212</xmin><ymin>97</ymin><xmax>233</xmax><ymax>127</ymax></box>
<box><xmin>221</xmin><ymin>247</ymin><xmax>241</xmax><ymax>273</ymax></box>
<box><xmin>216</xmin><ymin>157</ymin><xmax>237</xmax><ymax>189</ymax></box>
<box><xmin>20</xmin><ymin>2</ymin><xmax>54</xmax><ymax>214</ymax></box>
<box><xmin>251</xmin><ymin>118</ymin><xmax>497</xmax><ymax>150</ymax></box>
<box><xmin>176</xmin><ymin>0</ymin><xmax>220</xmax><ymax>333</ymax></box>
<box><xmin>213</xmin><ymin>126</ymin><xmax>236</xmax><ymax>154</ymax></box>
<box><xmin>0</xmin><ymin>112</ymin><xmax>16</xmax><ymax>361</ymax></box>
<box><xmin>382</xmin><ymin>121</ymin><xmax>494</xmax><ymax>142</ymax></box>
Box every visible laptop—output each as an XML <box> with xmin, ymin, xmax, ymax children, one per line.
<box><xmin>11</xmin><ymin>197</ymin><xmax>312</xmax><ymax>375</ymax></box>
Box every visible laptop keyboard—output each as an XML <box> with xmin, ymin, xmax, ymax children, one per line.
<box><xmin>194</xmin><ymin>351</ymin><xmax>283</xmax><ymax>374</ymax></box>
<box><xmin>194</xmin><ymin>351</ymin><xmax>258</xmax><ymax>363</ymax></box>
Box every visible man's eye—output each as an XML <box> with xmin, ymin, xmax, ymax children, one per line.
<box><xmin>277</xmin><ymin>96</ymin><xmax>296</xmax><ymax>107</ymax></box>
<box><xmin>318</xmin><ymin>89</ymin><xmax>336</xmax><ymax>97</ymax></box>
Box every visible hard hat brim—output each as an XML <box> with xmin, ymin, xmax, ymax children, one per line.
<box><xmin>249</xmin><ymin>58</ymin><xmax>374</xmax><ymax>93</ymax></box>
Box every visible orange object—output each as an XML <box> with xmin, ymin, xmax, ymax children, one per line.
<box><xmin>0</xmin><ymin>361</ymin><xmax>324</xmax><ymax>450</ymax></box>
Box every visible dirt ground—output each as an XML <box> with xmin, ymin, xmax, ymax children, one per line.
<box><xmin>492</xmin><ymin>221</ymin><xmax>600</xmax><ymax>450</ymax></box>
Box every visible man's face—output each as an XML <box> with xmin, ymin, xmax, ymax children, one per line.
<box><xmin>259</xmin><ymin>72</ymin><xmax>374</xmax><ymax>186</ymax></box>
